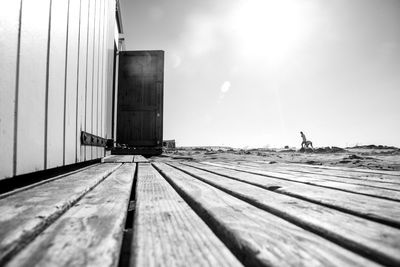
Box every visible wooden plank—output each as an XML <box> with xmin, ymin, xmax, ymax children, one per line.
<box><xmin>0</xmin><ymin>163</ymin><xmax>121</xmax><ymax>264</ymax></box>
<box><xmin>101</xmin><ymin>155</ymin><xmax>134</xmax><ymax>163</ymax></box>
<box><xmin>7</xmin><ymin>163</ymin><xmax>135</xmax><ymax>267</ymax></box>
<box><xmin>46</xmin><ymin>0</ymin><xmax>69</xmax><ymax>169</ymax></box>
<box><xmin>0</xmin><ymin>0</ymin><xmax>21</xmax><ymax>179</ymax></box>
<box><xmin>64</xmin><ymin>0</ymin><xmax>81</xmax><ymax>165</ymax></box>
<box><xmin>280</xmin><ymin>164</ymin><xmax>400</xmax><ymax>186</ymax></box>
<box><xmin>171</xmin><ymin>162</ymin><xmax>400</xmax><ymax>266</ymax></box>
<box><xmin>153</xmin><ymin>163</ymin><xmax>379</xmax><ymax>267</ymax></box>
<box><xmin>131</xmin><ymin>163</ymin><xmax>242</xmax><ymax>267</ymax></box>
<box><xmin>251</xmin><ymin>161</ymin><xmax>400</xmax><ymax>186</ymax></box>
<box><xmin>0</xmin><ymin>164</ymin><xmax>98</xmax><ymax>200</ymax></box>
<box><xmin>76</xmin><ymin>0</ymin><xmax>89</xmax><ymax>162</ymax></box>
<box><xmin>85</xmin><ymin>0</ymin><xmax>95</xmax><ymax>161</ymax></box>
<box><xmin>216</xmin><ymin>161</ymin><xmax>400</xmax><ymax>201</ymax></box>
<box><xmin>16</xmin><ymin>0</ymin><xmax>51</xmax><ymax>175</ymax></box>
<box><xmin>262</xmin><ymin>166</ymin><xmax>400</xmax><ymax>192</ymax></box>
<box><xmin>284</xmin><ymin>163</ymin><xmax>400</xmax><ymax>176</ymax></box>
<box><xmin>200</xmin><ymin>162</ymin><xmax>400</xmax><ymax>227</ymax></box>
<box><xmin>134</xmin><ymin>155</ymin><xmax>149</xmax><ymax>163</ymax></box>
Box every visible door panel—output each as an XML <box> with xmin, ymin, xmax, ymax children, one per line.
<box><xmin>117</xmin><ymin>51</ymin><xmax>164</xmax><ymax>147</ymax></box>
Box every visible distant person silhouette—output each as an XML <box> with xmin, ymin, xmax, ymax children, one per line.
<box><xmin>300</xmin><ymin>131</ymin><xmax>314</xmax><ymax>150</ymax></box>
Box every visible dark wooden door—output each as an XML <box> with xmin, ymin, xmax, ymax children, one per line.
<box><xmin>117</xmin><ymin>51</ymin><xmax>164</xmax><ymax>149</ymax></box>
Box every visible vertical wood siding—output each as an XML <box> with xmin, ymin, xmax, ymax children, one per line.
<box><xmin>64</xmin><ymin>0</ymin><xmax>81</xmax><ymax>165</ymax></box>
<box><xmin>0</xmin><ymin>0</ymin><xmax>117</xmax><ymax>180</ymax></box>
<box><xmin>76</xmin><ymin>0</ymin><xmax>89</xmax><ymax>163</ymax></box>
<box><xmin>105</xmin><ymin>0</ymin><xmax>115</xmax><ymax>141</ymax></box>
<box><xmin>0</xmin><ymin>1</ymin><xmax>21</xmax><ymax>178</ymax></box>
<box><xmin>46</xmin><ymin>0</ymin><xmax>69</xmax><ymax>169</ymax></box>
<box><xmin>16</xmin><ymin>0</ymin><xmax>51</xmax><ymax>175</ymax></box>
<box><xmin>85</xmin><ymin>0</ymin><xmax>95</xmax><ymax>161</ymax></box>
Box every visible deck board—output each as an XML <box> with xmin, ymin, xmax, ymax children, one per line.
<box><xmin>0</xmin><ymin>163</ymin><xmax>121</xmax><ymax>264</ymax></box>
<box><xmin>281</xmin><ymin>162</ymin><xmax>400</xmax><ymax>176</ymax></box>
<box><xmin>2</xmin><ymin>156</ymin><xmax>400</xmax><ymax>266</ymax></box>
<box><xmin>241</xmin><ymin>161</ymin><xmax>400</xmax><ymax>186</ymax></box>
<box><xmin>101</xmin><ymin>155</ymin><xmax>134</xmax><ymax>163</ymax></box>
<box><xmin>199</xmin><ymin>162</ymin><xmax>400</xmax><ymax>227</ymax></box>
<box><xmin>170</xmin><ymin>162</ymin><xmax>400</xmax><ymax>266</ymax></box>
<box><xmin>6</xmin><ymin>163</ymin><xmax>136</xmax><ymax>267</ymax></box>
<box><xmin>131</xmin><ymin>163</ymin><xmax>241</xmax><ymax>267</ymax></box>
<box><xmin>214</xmin><ymin>161</ymin><xmax>400</xmax><ymax>200</ymax></box>
<box><xmin>133</xmin><ymin>155</ymin><xmax>149</xmax><ymax>163</ymax></box>
<box><xmin>153</xmin><ymin>162</ymin><xmax>380</xmax><ymax>267</ymax></box>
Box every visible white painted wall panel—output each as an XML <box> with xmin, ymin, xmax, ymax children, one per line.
<box><xmin>0</xmin><ymin>0</ymin><xmax>117</xmax><ymax>179</ymax></box>
<box><xmin>46</xmin><ymin>0</ymin><xmax>69</xmax><ymax>169</ymax></box>
<box><xmin>76</xmin><ymin>0</ymin><xmax>89</xmax><ymax>162</ymax></box>
<box><xmin>92</xmin><ymin>0</ymin><xmax>100</xmax><ymax>158</ymax></box>
<box><xmin>106</xmin><ymin>0</ymin><xmax>116</xmax><ymax>141</ymax></box>
<box><xmin>105</xmin><ymin>0</ymin><xmax>113</xmax><ymax>140</ymax></box>
<box><xmin>85</xmin><ymin>0</ymin><xmax>95</xmax><ymax>161</ymax></box>
<box><xmin>0</xmin><ymin>1</ymin><xmax>21</xmax><ymax>178</ymax></box>
<box><xmin>16</xmin><ymin>0</ymin><xmax>51</xmax><ymax>175</ymax></box>
<box><xmin>97</xmin><ymin>0</ymin><xmax>104</xmax><ymax>158</ymax></box>
<box><xmin>64</xmin><ymin>0</ymin><xmax>81</xmax><ymax>165</ymax></box>
<box><xmin>112</xmin><ymin>0</ymin><xmax>117</xmax><ymax>141</ymax></box>
<box><xmin>102</xmin><ymin>0</ymin><xmax>109</xmax><ymax>158</ymax></box>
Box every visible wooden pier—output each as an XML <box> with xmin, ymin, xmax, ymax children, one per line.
<box><xmin>1</xmin><ymin>155</ymin><xmax>399</xmax><ymax>266</ymax></box>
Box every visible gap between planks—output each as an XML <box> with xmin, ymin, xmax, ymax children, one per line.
<box><xmin>101</xmin><ymin>155</ymin><xmax>149</xmax><ymax>163</ymax></box>
<box><xmin>205</xmin><ymin>160</ymin><xmax>400</xmax><ymax>201</ymax></box>
<box><xmin>0</xmin><ymin>163</ymin><xmax>122</xmax><ymax>265</ymax></box>
<box><xmin>153</xmin><ymin>162</ymin><xmax>381</xmax><ymax>267</ymax></box>
<box><xmin>241</xmin><ymin>160</ymin><xmax>400</xmax><ymax>186</ymax></box>
<box><xmin>131</xmin><ymin>163</ymin><xmax>241</xmax><ymax>267</ymax></box>
<box><xmin>211</xmin><ymin>161</ymin><xmax>400</xmax><ymax>201</ymax></box>
<box><xmin>168</xmin><ymin>161</ymin><xmax>400</xmax><ymax>266</ymax></box>
<box><xmin>197</xmin><ymin>161</ymin><xmax>400</xmax><ymax>228</ymax></box>
<box><xmin>5</xmin><ymin>163</ymin><xmax>136</xmax><ymax>267</ymax></box>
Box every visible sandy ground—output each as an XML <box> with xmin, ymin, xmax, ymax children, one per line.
<box><xmin>153</xmin><ymin>145</ymin><xmax>400</xmax><ymax>171</ymax></box>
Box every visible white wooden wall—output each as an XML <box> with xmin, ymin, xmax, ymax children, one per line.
<box><xmin>0</xmin><ymin>0</ymin><xmax>118</xmax><ymax>180</ymax></box>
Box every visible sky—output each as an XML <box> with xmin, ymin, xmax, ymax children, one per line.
<box><xmin>120</xmin><ymin>0</ymin><xmax>400</xmax><ymax>148</ymax></box>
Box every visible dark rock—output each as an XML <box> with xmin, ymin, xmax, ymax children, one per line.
<box><xmin>348</xmin><ymin>154</ymin><xmax>363</xmax><ymax>160</ymax></box>
<box><xmin>305</xmin><ymin>160</ymin><xmax>322</xmax><ymax>165</ymax></box>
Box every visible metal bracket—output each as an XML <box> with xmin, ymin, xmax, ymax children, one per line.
<box><xmin>81</xmin><ymin>131</ymin><xmax>107</xmax><ymax>147</ymax></box>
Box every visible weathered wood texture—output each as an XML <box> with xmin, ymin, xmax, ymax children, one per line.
<box><xmin>202</xmin><ymin>162</ymin><xmax>400</xmax><ymax>227</ymax></box>
<box><xmin>132</xmin><ymin>163</ymin><xmax>242</xmax><ymax>267</ymax></box>
<box><xmin>0</xmin><ymin>164</ymin><xmax>97</xmax><ymax>200</ymax></box>
<box><xmin>6</xmin><ymin>163</ymin><xmax>135</xmax><ymax>267</ymax></box>
<box><xmin>0</xmin><ymin>0</ymin><xmax>117</xmax><ymax>180</ymax></box>
<box><xmin>101</xmin><ymin>155</ymin><xmax>134</xmax><ymax>163</ymax></box>
<box><xmin>0</xmin><ymin>163</ymin><xmax>121</xmax><ymax>264</ymax></box>
<box><xmin>134</xmin><ymin>155</ymin><xmax>149</xmax><ymax>163</ymax></box>
<box><xmin>174</xmin><ymin>162</ymin><xmax>400</xmax><ymax>266</ymax></box>
<box><xmin>153</xmin><ymin>162</ymin><xmax>378</xmax><ymax>267</ymax></box>
<box><xmin>240</xmin><ymin>161</ymin><xmax>400</xmax><ymax>187</ymax></box>
<box><xmin>216</xmin><ymin>161</ymin><xmax>400</xmax><ymax>201</ymax></box>
<box><xmin>282</xmin><ymin>162</ymin><xmax>400</xmax><ymax>176</ymax></box>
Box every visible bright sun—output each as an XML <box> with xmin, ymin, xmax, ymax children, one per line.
<box><xmin>230</xmin><ymin>0</ymin><xmax>312</xmax><ymax>65</ymax></box>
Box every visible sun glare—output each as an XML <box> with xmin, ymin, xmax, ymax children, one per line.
<box><xmin>230</xmin><ymin>0</ymin><xmax>312</xmax><ymax>65</ymax></box>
